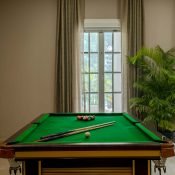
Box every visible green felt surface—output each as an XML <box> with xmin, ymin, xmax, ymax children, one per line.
<box><xmin>11</xmin><ymin>113</ymin><xmax>161</xmax><ymax>144</ymax></box>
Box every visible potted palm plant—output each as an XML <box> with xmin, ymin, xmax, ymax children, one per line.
<box><xmin>128</xmin><ymin>46</ymin><xmax>175</xmax><ymax>141</ymax></box>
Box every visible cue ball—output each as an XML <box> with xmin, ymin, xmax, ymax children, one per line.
<box><xmin>85</xmin><ymin>132</ymin><xmax>90</xmax><ymax>138</ymax></box>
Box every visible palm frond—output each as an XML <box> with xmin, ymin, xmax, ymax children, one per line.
<box><xmin>129</xmin><ymin>46</ymin><xmax>175</xmax><ymax>131</ymax></box>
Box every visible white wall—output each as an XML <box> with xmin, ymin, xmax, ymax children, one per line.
<box><xmin>85</xmin><ymin>0</ymin><xmax>120</xmax><ymax>19</ymax></box>
<box><xmin>0</xmin><ymin>0</ymin><xmax>174</xmax><ymax>141</ymax></box>
<box><xmin>144</xmin><ymin>0</ymin><xmax>175</xmax><ymax>50</ymax></box>
<box><xmin>173</xmin><ymin>1</ymin><xmax>175</xmax><ymax>46</ymax></box>
<box><xmin>0</xmin><ymin>0</ymin><xmax>57</xmax><ymax>140</ymax></box>
<box><xmin>85</xmin><ymin>0</ymin><xmax>175</xmax><ymax>49</ymax></box>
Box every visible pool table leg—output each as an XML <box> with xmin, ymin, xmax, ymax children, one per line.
<box><xmin>134</xmin><ymin>159</ymin><xmax>151</xmax><ymax>175</ymax></box>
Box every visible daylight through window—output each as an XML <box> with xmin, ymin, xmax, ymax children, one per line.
<box><xmin>81</xmin><ymin>30</ymin><xmax>122</xmax><ymax>113</ymax></box>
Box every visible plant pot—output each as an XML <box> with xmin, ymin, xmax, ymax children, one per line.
<box><xmin>159</xmin><ymin>130</ymin><xmax>175</xmax><ymax>142</ymax></box>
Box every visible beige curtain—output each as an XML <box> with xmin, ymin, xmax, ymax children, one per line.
<box><xmin>56</xmin><ymin>0</ymin><xmax>85</xmax><ymax>112</ymax></box>
<box><xmin>121</xmin><ymin>0</ymin><xmax>144</xmax><ymax>114</ymax></box>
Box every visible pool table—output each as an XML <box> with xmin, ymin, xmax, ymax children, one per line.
<box><xmin>0</xmin><ymin>113</ymin><xmax>174</xmax><ymax>175</ymax></box>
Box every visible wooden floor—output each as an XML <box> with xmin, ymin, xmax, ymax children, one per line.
<box><xmin>0</xmin><ymin>157</ymin><xmax>175</xmax><ymax>175</ymax></box>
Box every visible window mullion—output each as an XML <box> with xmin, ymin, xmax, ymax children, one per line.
<box><xmin>112</xmin><ymin>32</ymin><xmax>114</xmax><ymax>112</ymax></box>
<box><xmin>99</xmin><ymin>32</ymin><xmax>104</xmax><ymax>112</ymax></box>
<box><xmin>88</xmin><ymin>32</ymin><xmax>91</xmax><ymax>112</ymax></box>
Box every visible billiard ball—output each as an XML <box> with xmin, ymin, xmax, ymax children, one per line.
<box><xmin>77</xmin><ymin>115</ymin><xmax>83</xmax><ymax>120</ymax></box>
<box><xmin>85</xmin><ymin>132</ymin><xmax>90</xmax><ymax>138</ymax></box>
<box><xmin>83</xmin><ymin>116</ymin><xmax>88</xmax><ymax>120</ymax></box>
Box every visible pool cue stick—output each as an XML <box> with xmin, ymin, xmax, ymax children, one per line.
<box><xmin>40</xmin><ymin>121</ymin><xmax>116</xmax><ymax>140</ymax></box>
<box><xmin>38</xmin><ymin>121</ymin><xmax>116</xmax><ymax>142</ymax></box>
<box><xmin>37</xmin><ymin>121</ymin><xmax>116</xmax><ymax>142</ymax></box>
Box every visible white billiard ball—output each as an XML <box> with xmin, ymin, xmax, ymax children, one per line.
<box><xmin>85</xmin><ymin>132</ymin><xmax>90</xmax><ymax>138</ymax></box>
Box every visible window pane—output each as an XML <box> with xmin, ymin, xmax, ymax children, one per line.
<box><xmin>90</xmin><ymin>53</ymin><xmax>98</xmax><ymax>72</ymax></box>
<box><xmin>85</xmin><ymin>93</ymin><xmax>89</xmax><ymax>112</ymax></box>
<box><xmin>104</xmin><ymin>32</ymin><xmax>112</xmax><ymax>52</ymax></box>
<box><xmin>84</xmin><ymin>33</ymin><xmax>89</xmax><ymax>52</ymax></box>
<box><xmin>81</xmin><ymin>93</ymin><xmax>89</xmax><ymax>112</ymax></box>
<box><xmin>90</xmin><ymin>93</ymin><xmax>99</xmax><ymax>112</ymax></box>
<box><xmin>82</xmin><ymin>31</ymin><xmax>122</xmax><ymax>113</ymax></box>
<box><xmin>104</xmin><ymin>73</ymin><xmax>112</xmax><ymax>92</ymax></box>
<box><xmin>114</xmin><ymin>32</ymin><xmax>121</xmax><ymax>52</ymax></box>
<box><xmin>114</xmin><ymin>93</ymin><xmax>122</xmax><ymax>112</ymax></box>
<box><xmin>83</xmin><ymin>54</ymin><xmax>89</xmax><ymax>72</ymax></box>
<box><xmin>105</xmin><ymin>93</ymin><xmax>112</xmax><ymax>112</ymax></box>
<box><xmin>84</xmin><ymin>74</ymin><xmax>89</xmax><ymax>92</ymax></box>
<box><xmin>114</xmin><ymin>73</ymin><xmax>121</xmax><ymax>92</ymax></box>
<box><xmin>113</xmin><ymin>54</ymin><xmax>121</xmax><ymax>72</ymax></box>
<box><xmin>90</xmin><ymin>33</ymin><xmax>98</xmax><ymax>52</ymax></box>
<box><xmin>90</xmin><ymin>74</ymin><xmax>98</xmax><ymax>92</ymax></box>
<box><xmin>81</xmin><ymin>94</ymin><xmax>85</xmax><ymax>112</ymax></box>
<box><xmin>104</xmin><ymin>54</ymin><xmax>112</xmax><ymax>72</ymax></box>
<box><xmin>81</xmin><ymin>94</ymin><xmax>90</xmax><ymax>112</ymax></box>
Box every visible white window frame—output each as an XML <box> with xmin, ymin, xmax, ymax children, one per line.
<box><xmin>81</xmin><ymin>19</ymin><xmax>122</xmax><ymax>113</ymax></box>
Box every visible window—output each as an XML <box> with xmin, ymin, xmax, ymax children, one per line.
<box><xmin>81</xmin><ymin>28</ymin><xmax>122</xmax><ymax>113</ymax></box>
